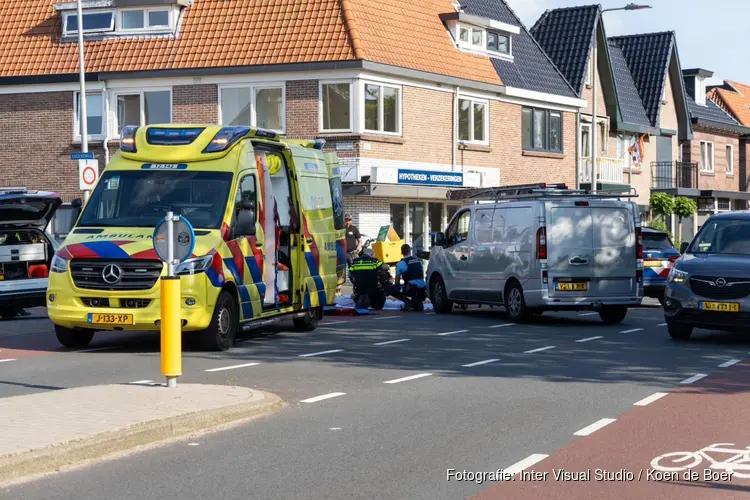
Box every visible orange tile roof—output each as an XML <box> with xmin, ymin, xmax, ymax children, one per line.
<box><xmin>709</xmin><ymin>80</ymin><xmax>750</xmax><ymax>127</ymax></box>
<box><xmin>0</xmin><ymin>0</ymin><xmax>502</xmax><ymax>86</ymax></box>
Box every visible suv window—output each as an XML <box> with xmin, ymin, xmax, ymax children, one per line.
<box><xmin>445</xmin><ymin>210</ymin><xmax>471</xmax><ymax>247</ymax></box>
<box><xmin>643</xmin><ymin>231</ymin><xmax>674</xmax><ymax>250</ymax></box>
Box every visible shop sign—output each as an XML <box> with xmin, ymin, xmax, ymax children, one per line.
<box><xmin>396</xmin><ymin>169</ymin><xmax>463</xmax><ymax>187</ymax></box>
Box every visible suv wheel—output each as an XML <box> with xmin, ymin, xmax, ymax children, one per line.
<box><xmin>667</xmin><ymin>321</ymin><xmax>693</xmax><ymax>340</ymax></box>
<box><xmin>430</xmin><ymin>277</ymin><xmax>453</xmax><ymax>314</ymax></box>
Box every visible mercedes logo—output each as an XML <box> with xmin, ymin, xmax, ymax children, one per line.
<box><xmin>716</xmin><ymin>278</ymin><xmax>727</xmax><ymax>288</ymax></box>
<box><xmin>102</xmin><ymin>264</ymin><xmax>123</xmax><ymax>284</ymax></box>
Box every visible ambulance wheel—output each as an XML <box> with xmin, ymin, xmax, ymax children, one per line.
<box><xmin>55</xmin><ymin>326</ymin><xmax>94</xmax><ymax>348</ymax></box>
<box><xmin>430</xmin><ymin>276</ymin><xmax>453</xmax><ymax>314</ymax></box>
<box><xmin>200</xmin><ymin>291</ymin><xmax>238</xmax><ymax>351</ymax></box>
<box><xmin>293</xmin><ymin>307</ymin><xmax>320</xmax><ymax>332</ymax></box>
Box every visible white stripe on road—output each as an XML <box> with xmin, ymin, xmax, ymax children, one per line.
<box><xmin>374</xmin><ymin>338</ymin><xmax>410</xmax><ymax>345</ymax></box>
<box><xmin>321</xmin><ymin>320</ymin><xmax>349</xmax><ymax>325</ymax></box>
<box><xmin>0</xmin><ymin>359</ymin><xmax>16</xmax><ymax>363</ymax></box>
<box><xmin>504</xmin><ymin>454</ymin><xmax>549</xmax><ymax>476</ymax></box>
<box><xmin>438</xmin><ymin>330</ymin><xmax>469</xmax><ymax>336</ymax></box>
<box><xmin>76</xmin><ymin>346</ymin><xmax>124</xmax><ymax>353</ymax></box>
<box><xmin>488</xmin><ymin>324</ymin><xmax>514</xmax><ymax>328</ymax></box>
<box><xmin>574</xmin><ymin>418</ymin><xmax>616</xmax><ymax>436</ymax></box>
<box><xmin>620</xmin><ymin>328</ymin><xmax>644</xmax><ymax>334</ymax></box>
<box><xmin>658</xmin><ymin>323</ymin><xmax>667</xmax><ymax>327</ymax></box>
<box><xmin>680</xmin><ymin>373</ymin><xmax>707</xmax><ymax>384</ymax></box>
<box><xmin>719</xmin><ymin>359</ymin><xmax>741</xmax><ymax>368</ymax></box>
<box><xmin>524</xmin><ymin>346</ymin><xmax>556</xmax><ymax>354</ymax></box>
<box><xmin>204</xmin><ymin>362</ymin><xmax>260</xmax><ymax>372</ymax></box>
<box><xmin>129</xmin><ymin>380</ymin><xmax>153</xmax><ymax>384</ymax></box>
<box><xmin>578</xmin><ymin>312</ymin><xmax>599</xmax><ymax>317</ymax></box>
<box><xmin>576</xmin><ymin>336</ymin><xmax>603</xmax><ymax>343</ymax></box>
<box><xmin>374</xmin><ymin>316</ymin><xmax>401</xmax><ymax>321</ymax></box>
<box><xmin>462</xmin><ymin>359</ymin><xmax>499</xmax><ymax>367</ymax></box>
<box><xmin>384</xmin><ymin>373</ymin><xmax>432</xmax><ymax>384</ymax></box>
<box><xmin>634</xmin><ymin>392</ymin><xmax>668</xmax><ymax>407</ymax></box>
<box><xmin>300</xmin><ymin>392</ymin><xmax>346</xmax><ymax>403</ymax></box>
<box><xmin>298</xmin><ymin>349</ymin><xmax>344</xmax><ymax>357</ymax></box>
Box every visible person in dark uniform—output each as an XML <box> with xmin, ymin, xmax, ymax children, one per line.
<box><xmin>348</xmin><ymin>249</ymin><xmax>389</xmax><ymax>310</ymax></box>
<box><xmin>385</xmin><ymin>244</ymin><xmax>427</xmax><ymax>311</ymax></box>
<box><xmin>344</xmin><ymin>213</ymin><xmax>361</xmax><ymax>283</ymax></box>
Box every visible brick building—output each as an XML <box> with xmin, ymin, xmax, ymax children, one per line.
<box><xmin>708</xmin><ymin>79</ymin><xmax>750</xmax><ymax>200</ymax></box>
<box><xmin>0</xmin><ymin>0</ymin><xmax>585</xmax><ymax>249</ymax></box>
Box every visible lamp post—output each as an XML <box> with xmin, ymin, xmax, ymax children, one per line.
<box><xmin>76</xmin><ymin>0</ymin><xmax>90</xmax><ymax>202</ymax></box>
<box><xmin>590</xmin><ymin>3</ymin><xmax>651</xmax><ymax>193</ymax></box>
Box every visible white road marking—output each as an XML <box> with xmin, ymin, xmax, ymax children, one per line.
<box><xmin>76</xmin><ymin>346</ymin><xmax>124</xmax><ymax>353</ymax></box>
<box><xmin>524</xmin><ymin>346</ymin><xmax>556</xmax><ymax>354</ymax></box>
<box><xmin>0</xmin><ymin>359</ymin><xmax>16</xmax><ymax>363</ymax></box>
<box><xmin>330</xmin><ymin>427</ymin><xmax>342</xmax><ymax>431</ymax></box>
<box><xmin>321</xmin><ymin>320</ymin><xmax>349</xmax><ymax>325</ymax></box>
<box><xmin>384</xmin><ymin>373</ymin><xmax>432</xmax><ymax>384</ymax></box>
<box><xmin>576</xmin><ymin>336</ymin><xmax>603</xmax><ymax>343</ymax></box>
<box><xmin>425</xmin><ymin>312</ymin><xmax>435</xmax><ymax>315</ymax></box>
<box><xmin>634</xmin><ymin>392</ymin><xmax>668</xmax><ymax>407</ymax></box>
<box><xmin>620</xmin><ymin>328</ymin><xmax>644</xmax><ymax>334</ymax></box>
<box><xmin>680</xmin><ymin>373</ymin><xmax>707</xmax><ymax>384</ymax></box>
<box><xmin>298</xmin><ymin>349</ymin><xmax>344</xmax><ymax>357</ymax></box>
<box><xmin>488</xmin><ymin>324</ymin><xmax>514</xmax><ymax>328</ymax></box>
<box><xmin>719</xmin><ymin>359</ymin><xmax>741</xmax><ymax>368</ymax></box>
<box><xmin>188</xmin><ymin>443</ymin><xmax>200</xmax><ymax>446</ymax></box>
<box><xmin>300</xmin><ymin>392</ymin><xmax>346</xmax><ymax>403</ymax></box>
<box><xmin>504</xmin><ymin>454</ymin><xmax>549</xmax><ymax>476</ymax></box>
<box><xmin>462</xmin><ymin>359</ymin><xmax>499</xmax><ymax>367</ymax></box>
<box><xmin>438</xmin><ymin>329</ymin><xmax>469</xmax><ymax>336</ymax></box>
<box><xmin>574</xmin><ymin>418</ymin><xmax>616</xmax><ymax>436</ymax></box>
<box><xmin>204</xmin><ymin>362</ymin><xmax>260</xmax><ymax>372</ymax></box>
<box><xmin>658</xmin><ymin>323</ymin><xmax>667</xmax><ymax>326</ymax></box>
<box><xmin>129</xmin><ymin>380</ymin><xmax>153</xmax><ymax>384</ymax></box>
<box><xmin>578</xmin><ymin>312</ymin><xmax>599</xmax><ymax>317</ymax></box>
<box><xmin>374</xmin><ymin>316</ymin><xmax>401</xmax><ymax>321</ymax></box>
<box><xmin>374</xmin><ymin>338</ymin><xmax>410</xmax><ymax>345</ymax></box>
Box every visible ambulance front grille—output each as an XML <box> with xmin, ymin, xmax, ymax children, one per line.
<box><xmin>70</xmin><ymin>259</ymin><xmax>163</xmax><ymax>291</ymax></box>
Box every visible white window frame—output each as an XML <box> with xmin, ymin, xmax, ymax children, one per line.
<box><xmin>116</xmin><ymin>7</ymin><xmax>173</xmax><ymax>33</ymax></box>
<box><xmin>457</xmin><ymin>97</ymin><xmax>489</xmax><ymax>145</ymax></box>
<box><xmin>456</xmin><ymin>23</ymin><xmax>513</xmax><ymax>59</ymax></box>
<box><xmin>217</xmin><ymin>83</ymin><xmax>286</xmax><ymax>134</ymax></box>
<box><xmin>319</xmin><ymin>80</ymin><xmax>354</xmax><ymax>133</ymax></box>
<box><xmin>699</xmin><ymin>140</ymin><xmax>714</xmax><ymax>172</ymax></box>
<box><xmin>63</xmin><ymin>10</ymin><xmax>115</xmax><ymax>35</ymax></box>
<box><xmin>486</xmin><ymin>31</ymin><xmax>511</xmax><ymax>56</ymax></box>
<box><xmin>73</xmin><ymin>91</ymin><xmax>106</xmax><ymax>142</ymax></box>
<box><xmin>110</xmin><ymin>88</ymin><xmax>173</xmax><ymax>138</ymax></box>
<box><xmin>470</xmin><ymin>27</ymin><xmax>485</xmax><ymax>47</ymax></box>
<box><xmin>726</xmin><ymin>144</ymin><xmax>734</xmax><ymax>175</ymax></box>
<box><xmin>361</xmin><ymin>81</ymin><xmax>402</xmax><ymax>136</ymax></box>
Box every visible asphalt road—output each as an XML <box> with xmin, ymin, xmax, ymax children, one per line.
<box><xmin>2</xmin><ymin>302</ymin><xmax>750</xmax><ymax>500</ymax></box>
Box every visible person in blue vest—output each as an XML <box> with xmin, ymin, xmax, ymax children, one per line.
<box><xmin>385</xmin><ymin>243</ymin><xmax>427</xmax><ymax>312</ymax></box>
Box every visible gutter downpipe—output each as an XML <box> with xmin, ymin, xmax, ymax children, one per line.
<box><xmin>453</xmin><ymin>86</ymin><xmax>459</xmax><ymax>173</ymax></box>
<box><xmin>102</xmin><ymin>81</ymin><xmax>110</xmax><ymax>167</ymax></box>
<box><xmin>576</xmin><ymin>108</ymin><xmax>581</xmax><ymax>189</ymax></box>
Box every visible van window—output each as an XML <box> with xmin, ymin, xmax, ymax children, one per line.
<box><xmin>689</xmin><ymin>219</ymin><xmax>750</xmax><ymax>254</ymax></box>
<box><xmin>491</xmin><ymin>208</ymin><xmax>506</xmax><ymax>243</ymax></box>
<box><xmin>445</xmin><ymin>210</ymin><xmax>471</xmax><ymax>246</ymax></box>
<box><xmin>236</xmin><ymin>175</ymin><xmax>257</xmax><ymax>207</ymax></box>
<box><xmin>265</xmin><ymin>151</ymin><xmax>292</xmax><ymax>227</ymax></box>
<box><xmin>474</xmin><ymin>209</ymin><xmax>493</xmax><ymax>244</ymax></box>
<box><xmin>499</xmin><ymin>206</ymin><xmax>532</xmax><ymax>245</ymax></box>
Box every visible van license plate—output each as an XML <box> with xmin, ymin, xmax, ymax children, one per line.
<box><xmin>556</xmin><ymin>282</ymin><xmax>588</xmax><ymax>292</ymax></box>
<box><xmin>699</xmin><ymin>302</ymin><xmax>739</xmax><ymax>313</ymax></box>
<box><xmin>87</xmin><ymin>313</ymin><xmax>134</xmax><ymax>325</ymax></box>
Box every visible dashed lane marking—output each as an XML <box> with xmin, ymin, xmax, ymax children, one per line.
<box><xmin>0</xmin><ymin>359</ymin><xmax>16</xmax><ymax>363</ymax></box>
<box><xmin>719</xmin><ymin>359</ymin><xmax>741</xmax><ymax>368</ymax></box>
<box><xmin>76</xmin><ymin>346</ymin><xmax>124</xmax><ymax>353</ymax></box>
<box><xmin>680</xmin><ymin>373</ymin><xmax>707</xmax><ymax>384</ymax></box>
<box><xmin>321</xmin><ymin>321</ymin><xmax>350</xmax><ymax>325</ymax></box>
<box><xmin>384</xmin><ymin>373</ymin><xmax>432</xmax><ymax>384</ymax></box>
<box><xmin>504</xmin><ymin>454</ymin><xmax>549</xmax><ymax>476</ymax></box>
<box><xmin>634</xmin><ymin>392</ymin><xmax>668</xmax><ymax>407</ymax></box>
<box><xmin>438</xmin><ymin>330</ymin><xmax>469</xmax><ymax>336</ymax></box>
<box><xmin>575</xmin><ymin>336</ymin><xmax>603</xmax><ymax>343</ymax></box>
<box><xmin>658</xmin><ymin>323</ymin><xmax>667</xmax><ymax>327</ymax></box>
<box><xmin>374</xmin><ymin>339</ymin><xmax>410</xmax><ymax>345</ymax></box>
<box><xmin>524</xmin><ymin>346</ymin><xmax>556</xmax><ymax>354</ymax></box>
<box><xmin>620</xmin><ymin>328</ymin><xmax>644</xmax><ymax>334</ymax></box>
<box><xmin>488</xmin><ymin>324</ymin><xmax>514</xmax><ymax>328</ymax></box>
<box><xmin>299</xmin><ymin>349</ymin><xmax>344</xmax><ymax>358</ymax></box>
<box><xmin>204</xmin><ymin>362</ymin><xmax>260</xmax><ymax>372</ymax></box>
<box><xmin>574</xmin><ymin>418</ymin><xmax>616</xmax><ymax>436</ymax></box>
<box><xmin>462</xmin><ymin>359</ymin><xmax>499</xmax><ymax>368</ymax></box>
<box><xmin>300</xmin><ymin>392</ymin><xmax>346</xmax><ymax>403</ymax></box>
<box><xmin>129</xmin><ymin>380</ymin><xmax>153</xmax><ymax>384</ymax></box>
<box><xmin>578</xmin><ymin>312</ymin><xmax>598</xmax><ymax>317</ymax></box>
<box><xmin>373</xmin><ymin>316</ymin><xmax>401</xmax><ymax>321</ymax></box>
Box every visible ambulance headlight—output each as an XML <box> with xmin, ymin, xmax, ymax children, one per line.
<box><xmin>174</xmin><ymin>255</ymin><xmax>213</xmax><ymax>275</ymax></box>
<box><xmin>51</xmin><ymin>254</ymin><xmax>68</xmax><ymax>273</ymax></box>
<box><xmin>120</xmin><ymin>126</ymin><xmax>138</xmax><ymax>153</ymax></box>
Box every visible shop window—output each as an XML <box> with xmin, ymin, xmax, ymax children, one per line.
<box><xmin>409</xmin><ymin>202</ymin><xmax>426</xmax><ymax>252</ymax></box>
<box><xmin>390</xmin><ymin>203</ymin><xmax>406</xmax><ymax>240</ymax></box>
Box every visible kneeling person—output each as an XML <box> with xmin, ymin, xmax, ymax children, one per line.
<box><xmin>385</xmin><ymin>244</ymin><xmax>426</xmax><ymax>312</ymax></box>
<box><xmin>349</xmin><ymin>249</ymin><xmax>387</xmax><ymax>310</ymax></box>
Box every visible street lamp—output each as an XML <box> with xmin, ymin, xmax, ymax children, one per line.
<box><xmin>76</xmin><ymin>0</ymin><xmax>90</xmax><ymax>202</ymax></box>
<box><xmin>589</xmin><ymin>3</ymin><xmax>651</xmax><ymax>193</ymax></box>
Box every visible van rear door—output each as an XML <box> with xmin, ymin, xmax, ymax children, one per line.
<box><xmin>547</xmin><ymin>201</ymin><xmax>595</xmax><ymax>298</ymax></box>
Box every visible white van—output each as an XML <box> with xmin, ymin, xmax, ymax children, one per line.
<box><xmin>425</xmin><ymin>183</ymin><xmax>644</xmax><ymax>324</ymax></box>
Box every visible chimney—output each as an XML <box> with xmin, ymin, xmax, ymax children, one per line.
<box><xmin>682</xmin><ymin>68</ymin><xmax>713</xmax><ymax>106</ymax></box>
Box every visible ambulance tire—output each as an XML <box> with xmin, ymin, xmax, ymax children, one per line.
<box><xmin>293</xmin><ymin>307</ymin><xmax>320</xmax><ymax>332</ymax></box>
<box><xmin>55</xmin><ymin>325</ymin><xmax>94</xmax><ymax>348</ymax></box>
<box><xmin>200</xmin><ymin>291</ymin><xmax>238</xmax><ymax>351</ymax></box>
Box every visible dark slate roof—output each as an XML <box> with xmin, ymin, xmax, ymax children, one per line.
<box><xmin>608</xmin><ymin>42</ymin><xmax>650</xmax><ymax>128</ymax></box>
<box><xmin>459</xmin><ymin>0</ymin><xmax>577</xmax><ymax>98</ymax></box>
<box><xmin>529</xmin><ymin>5</ymin><xmax>600</xmax><ymax>96</ymax></box>
<box><xmin>608</xmin><ymin>32</ymin><xmax>674</xmax><ymax>127</ymax></box>
<box><xmin>687</xmin><ymin>98</ymin><xmax>742</xmax><ymax>127</ymax></box>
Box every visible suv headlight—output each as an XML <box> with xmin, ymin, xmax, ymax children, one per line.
<box><xmin>668</xmin><ymin>268</ymin><xmax>688</xmax><ymax>284</ymax></box>
<box><xmin>50</xmin><ymin>254</ymin><xmax>68</xmax><ymax>273</ymax></box>
<box><xmin>174</xmin><ymin>255</ymin><xmax>213</xmax><ymax>275</ymax></box>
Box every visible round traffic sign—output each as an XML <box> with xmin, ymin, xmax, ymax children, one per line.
<box><xmin>152</xmin><ymin>215</ymin><xmax>196</xmax><ymax>264</ymax></box>
<box><xmin>82</xmin><ymin>166</ymin><xmax>97</xmax><ymax>185</ymax></box>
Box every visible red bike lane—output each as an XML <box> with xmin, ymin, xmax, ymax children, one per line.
<box><xmin>471</xmin><ymin>361</ymin><xmax>750</xmax><ymax>500</ymax></box>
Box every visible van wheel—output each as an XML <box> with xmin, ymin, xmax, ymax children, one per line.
<box><xmin>293</xmin><ymin>307</ymin><xmax>320</xmax><ymax>332</ymax></box>
<box><xmin>199</xmin><ymin>291</ymin><xmax>238</xmax><ymax>351</ymax></box>
<box><xmin>505</xmin><ymin>282</ymin><xmax>529</xmax><ymax>323</ymax></box>
<box><xmin>599</xmin><ymin>305</ymin><xmax>628</xmax><ymax>324</ymax></box>
<box><xmin>0</xmin><ymin>307</ymin><xmax>21</xmax><ymax>319</ymax></box>
<box><xmin>55</xmin><ymin>326</ymin><xmax>94</xmax><ymax>348</ymax></box>
<box><xmin>430</xmin><ymin>277</ymin><xmax>453</xmax><ymax>314</ymax></box>
<box><xmin>667</xmin><ymin>321</ymin><xmax>693</xmax><ymax>340</ymax></box>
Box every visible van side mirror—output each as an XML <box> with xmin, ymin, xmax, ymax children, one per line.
<box><xmin>680</xmin><ymin>241</ymin><xmax>689</xmax><ymax>254</ymax></box>
<box><xmin>435</xmin><ymin>232</ymin><xmax>447</xmax><ymax>247</ymax></box>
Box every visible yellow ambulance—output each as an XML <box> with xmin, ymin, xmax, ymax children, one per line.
<box><xmin>47</xmin><ymin>124</ymin><xmax>346</xmax><ymax>351</ymax></box>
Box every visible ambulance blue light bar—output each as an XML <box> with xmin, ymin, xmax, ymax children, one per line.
<box><xmin>313</xmin><ymin>139</ymin><xmax>326</xmax><ymax>150</ymax></box>
<box><xmin>119</xmin><ymin>126</ymin><xmax>138</xmax><ymax>153</ymax></box>
<box><xmin>202</xmin><ymin>126</ymin><xmax>250</xmax><ymax>153</ymax></box>
<box><xmin>146</xmin><ymin>127</ymin><xmax>205</xmax><ymax>146</ymax></box>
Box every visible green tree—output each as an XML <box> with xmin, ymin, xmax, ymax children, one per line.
<box><xmin>649</xmin><ymin>192</ymin><xmax>674</xmax><ymax>225</ymax></box>
<box><xmin>673</xmin><ymin>197</ymin><xmax>697</xmax><ymax>246</ymax></box>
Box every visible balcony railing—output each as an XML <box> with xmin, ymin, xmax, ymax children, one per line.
<box><xmin>579</xmin><ymin>157</ymin><xmax>625</xmax><ymax>185</ymax></box>
<box><xmin>650</xmin><ymin>161</ymin><xmax>698</xmax><ymax>189</ymax></box>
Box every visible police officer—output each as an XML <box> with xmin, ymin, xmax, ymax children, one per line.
<box><xmin>348</xmin><ymin>248</ymin><xmax>388</xmax><ymax>310</ymax></box>
<box><xmin>385</xmin><ymin>244</ymin><xmax>426</xmax><ymax>312</ymax></box>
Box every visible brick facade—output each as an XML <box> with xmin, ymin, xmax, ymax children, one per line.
<box><xmin>173</xmin><ymin>84</ymin><xmax>218</xmax><ymax>123</ymax></box>
<box><xmin>684</xmin><ymin>129</ymin><xmax>741</xmax><ymax>192</ymax></box>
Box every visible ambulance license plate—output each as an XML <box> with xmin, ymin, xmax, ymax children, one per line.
<box><xmin>556</xmin><ymin>282</ymin><xmax>588</xmax><ymax>292</ymax></box>
<box><xmin>87</xmin><ymin>313</ymin><xmax>134</xmax><ymax>325</ymax></box>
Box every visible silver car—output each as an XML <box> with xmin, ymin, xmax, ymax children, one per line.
<box><xmin>425</xmin><ymin>184</ymin><xmax>644</xmax><ymax>324</ymax></box>
<box><xmin>664</xmin><ymin>211</ymin><xmax>750</xmax><ymax>339</ymax></box>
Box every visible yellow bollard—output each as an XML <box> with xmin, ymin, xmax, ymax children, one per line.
<box><xmin>160</xmin><ymin>276</ymin><xmax>182</xmax><ymax>385</ymax></box>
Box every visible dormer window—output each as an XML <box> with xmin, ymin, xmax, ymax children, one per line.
<box><xmin>120</xmin><ymin>8</ymin><xmax>172</xmax><ymax>31</ymax></box>
<box><xmin>55</xmin><ymin>0</ymin><xmax>184</xmax><ymax>39</ymax></box>
<box><xmin>487</xmin><ymin>32</ymin><xmax>510</xmax><ymax>54</ymax></box>
<box><xmin>63</xmin><ymin>11</ymin><xmax>115</xmax><ymax>35</ymax></box>
<box><xmin>455</xmin><ymin>23</ymin><xmax>512</xmax><ymax>58</ymax></box>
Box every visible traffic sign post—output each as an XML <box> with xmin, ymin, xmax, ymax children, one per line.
<box><xmin>153</xmin><ymin>212</ymin><xmax>195</xmax><ymax>388</ymax></box>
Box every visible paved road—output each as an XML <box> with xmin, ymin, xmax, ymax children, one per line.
<box><xmin>2</xmin><ymin>303</ymin><xmax>750</xmax><ymax>499</ymax></box>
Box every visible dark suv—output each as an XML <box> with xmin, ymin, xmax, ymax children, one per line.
<box><xmin>663</xmin><ymin>212</ymin><xmax>750</xmax><ymax>339</ymax></box>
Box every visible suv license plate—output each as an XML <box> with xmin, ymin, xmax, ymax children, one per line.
<box><xmin>88</xmin><ymin>313</ymin><xmax>134</xmax><ymax>325</ymax></box>
<box><xmin>556</xmin><ymin>282</ymin><xmax>588</xmax><ymax>292</ymax></box>
<box><xmin>699</xmin><ymin>302</ymin><xmax>739</xmax><ymax>313</ymax></box>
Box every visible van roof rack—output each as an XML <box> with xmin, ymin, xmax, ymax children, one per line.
<box><xmin>446</xmin><ymin>183</ymin><xmax>638</xmax><ymax>202</ymax></box>
<box><xmin>0</xmin><ymin>187</ymin><xmax>28</xmax><ymax>194</ymax></box>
